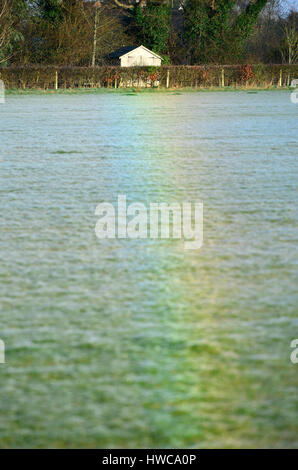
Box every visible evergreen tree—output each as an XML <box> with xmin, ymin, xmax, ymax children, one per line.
<box><xmin>184</xmin><ymin>0</ymin><xmax>268</xmax><ymax>64</ymax></box>
<box><xmin>133</xmin><ymin>1</ymin><xmax>171</xmax><ymax>55</ymax></box>
<box><xmin>37</xmin><ymin>0</ymin><xmax>65</xmax><ymax>23</ymax></box>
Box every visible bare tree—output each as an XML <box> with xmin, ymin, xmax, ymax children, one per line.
<box><xmin>91</xmin><ymin>1</ymin><xmax>101</xmax><ymax>66</ymax></box>
<box><xmin>281</xmin><ymin>11</ymin><xmax>298</xmax><ymax>63</ymax></box>
<box><xmin>0</xmin><ymin>0</ymin><xmax>14</xmax><ymax>63</ymax></box>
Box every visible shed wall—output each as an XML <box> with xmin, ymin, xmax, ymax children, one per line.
<box><xmin>120</xmin><ymin>49</ymin><xmax>161</xmax><ymax>67</ymax></box>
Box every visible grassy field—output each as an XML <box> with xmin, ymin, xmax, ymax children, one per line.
<box><xmin>4</xmin><ymin>86</ymin><xmax>293</xmax><ymax>96</ymax></box>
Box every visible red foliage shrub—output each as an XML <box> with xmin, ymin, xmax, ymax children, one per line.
<box><xmin>240</xmin><ymin>64</ymin><xmax>254</xmax><ymax>82</ymax></box>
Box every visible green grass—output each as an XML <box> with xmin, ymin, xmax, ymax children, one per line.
<box><xmin>4</xmin><ymin>86</ymin><xmax>292</xmax><ymax>96</ymax></box>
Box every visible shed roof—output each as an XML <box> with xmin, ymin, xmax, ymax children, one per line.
<box><xmin>109</xmin><ymin>45</ymin><xmax>162</xmax><ymax>60</ymax></box>
<box><xmin>109</xmin><ymin>46</ymin><xmax>138</xmax><ymax>59</ymax></box>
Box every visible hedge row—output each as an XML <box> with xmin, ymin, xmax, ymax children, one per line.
<box><xmin>0</xmin><ymin>64</ymin><xmax>297</xmax><ymax>89</ymax></box>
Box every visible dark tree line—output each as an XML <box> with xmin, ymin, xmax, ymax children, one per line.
<box><xmin>0</xmin><ymin>0</ymin><xmax>297</xmax><ymax>66</ymax></box>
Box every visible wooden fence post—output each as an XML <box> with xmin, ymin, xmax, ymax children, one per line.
<box><xmin>166</xmin><ymin>70</ymin><xmax>170</xmax><ymax>88</ymax></box>
<box><xmin>279</xmin><ymin>69</ymin><xmax>282</xmax><ymax>87</ymax></box>
<box><xmin>287</xmin><ymin>73</ymin><xmax>290</xmax><ymax>86</ymax></box>
<box><xmin>55</xmin><ymin>71</ymin><xmax>58</xmax><ymax>90</ymax></box>
<box><xmin>221</xmin><ymin>68</ymin><xmax>225</xmax><ymax>87</ymax></box>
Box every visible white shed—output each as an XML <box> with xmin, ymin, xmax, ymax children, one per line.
<box><xmin>110</xmin><ymin>45</ymin><xmax>162</xmax><ymax>67</ymax></box>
